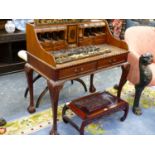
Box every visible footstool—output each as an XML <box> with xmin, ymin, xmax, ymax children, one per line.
<box><xmin>62</xmin><ymin>91</ymin><xmax>129</xmax><ymax>135</ymax></box>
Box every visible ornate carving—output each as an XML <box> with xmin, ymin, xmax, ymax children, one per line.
<box><xmin>34</xmin><ymin>19</ymin><xmax>84</xmax><ymax>26</ymax></box>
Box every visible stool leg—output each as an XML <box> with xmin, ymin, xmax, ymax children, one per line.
<box><xmin>120</xmin><ymin>104</ymin><xmax>129</xmax><ymax>121</ymax></box>
<box><xmin>71</xmin><ymin>80</ymin><xmax>74</xmax><ymax>85</ymax></box>
<box><xmin>24</xmin><ymin>74</ymin><xmax>41</xmax><ymax>98</ymax></box>
<box><xmin>36</xmin><ymin>86</ymin><xmax>48</xmax><ymax>108</ymax></box>
<box><xmin>62</xmin><ymin>105</ymin><xmax>69</xmax><ymax>123</ymax></box>
<box><xmin>80</xmin><ymin>120</ymin><xmax>90</xmax><ymax>135</ymax></box>
<box><xmin>73</xmin><ymin>78</ymin><xmax>87</xmax><ymax>92</ymax></box>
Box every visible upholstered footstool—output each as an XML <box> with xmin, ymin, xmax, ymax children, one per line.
<box><xmin>62</xmin><ymin>91</ymin><xmax>129</xmax><ymax>135</ymax></box>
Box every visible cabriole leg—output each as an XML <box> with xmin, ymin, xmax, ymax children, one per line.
<box><xmin>25</xmin><ymin>63</ymin><xmax>36</xmax><ymax>113</ymax></box>
<box><xmin>47</xmin><ymin>80</ymin><xmax>64</xmax><ymax>135</ymax></box>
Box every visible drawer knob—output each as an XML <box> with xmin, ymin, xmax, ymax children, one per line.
<box><xmin>80</xmin><ymin>67</ymin><xmax>84</xmax><ymax>71</ymax></box>
<box><xmin>109</xmin><ymin>60</ymin><xmax>112</xmax><ymax>63</ymax></box>
<box><xmin>74</xmin><ymin>68</ymin><xmax>78</xmax><ymax>72</ymax></box>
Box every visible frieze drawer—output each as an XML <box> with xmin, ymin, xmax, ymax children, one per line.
<box><xmin>97</xmin><ymin>54</ymin><xmax>128</xmax><ymax>69</ymax></box>
<box><xmin>58</xmin><ymin>62</ymin><xmax>96</xmax><ymax>79</ymax></box>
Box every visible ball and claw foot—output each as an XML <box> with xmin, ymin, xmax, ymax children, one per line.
<box><xmin>27</xmin><ymin>106</ymin><xmax>36</xmax><ymax>113</ymax></box>
<box><xmin>132</xmin><ymin>107</ymin><xmax>142</xmax><ymax>115</ymax></box>
<box><xmin>0</xmin><ymin>127</ymin><xmax>6</xmax><ymax>134</ymax></box>
<box><xmin>50</xmin><ymin>129</ymin><xmax>59</xmax><ymax>135</ymax></box>
<box><xmin>113</xmin><ymin>84</ymin><xmax>119</xmax><ymax>90</ymax></box>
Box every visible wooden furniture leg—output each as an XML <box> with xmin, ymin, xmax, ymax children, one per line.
<box><xmin>47</xmin><ymin>80</ymin><xmax>64</xmax><ymax>135</ymax></box>
<box><xmin>117</xmin><ymin>63</ymin><xmax>130</xmax><ymax>98</ymax></box>
<box><xmin>79</xmin><ymin>120</ymin><xmax>91</xmax><ymax>135</ymax></box>
<box><xmin>120</xmin><ymin>104</ymin><xmax>129</xmax><ymax>121</ymax></box>
<box><xmin>24</xmin><ymin>74</ymin><xmax>41</xmax><ymax>98</ymax></box>
<box><xmin>89</xmin><ymin>74</ymin><xmax>96</xmax><ymax>93</ymax></box>
<box><xmin>73</xmin><ymin>78</ymin><xmax>87</xmax><ymax>92</ymax></box>
<box><xmin>132</xmin><ymin>53</ymin><xmax>153</xmax><ymax>115</ymax></box>
<box><xmin>25</xmin><ymin>63</ymin><xmax>36</xmax><ymax>113</ymax></box>
<box><xmin>36</xmin><ymin>86</ymin><xmax>48</xmax><ymax>108</ymax></box>
<box><xmin>132</xmin><ymin>85</ymin><xmax>145</xmax><ymax>115</ymax></box>
<box><xmin>62</xmin><ymin>104</ymin><xmax>69</xmax><ymax>123</ymax></box>
<box><xmin>62</xmin><ymin>105</ymin><xmax>90</xmax><ymax>135</ymax></box>
<box><xmin>71</xmin><ymin>78</ymin><xmax>87</xmax><ymax>92</ymax></box>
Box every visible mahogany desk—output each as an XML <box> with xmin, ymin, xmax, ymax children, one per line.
<box><xmin>25</xmin><ymin>20</ymin><xmax>130</xmax><ymax>135</ymax></box>
<box><xmin>25</xmin><ymin>56</ymin><xmax>130</xmax><ymax>135</ymax></box>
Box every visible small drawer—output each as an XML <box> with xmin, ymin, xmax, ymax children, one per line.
<box><xmin>98</xmin><ymin>54</ymin><xmax>127</xmax><ymax>69</ymax></box>
<box><xmin>58</xmin><ymin>62</ymin><xmax>96</xmax><ymax>79</ymax></box>
<box><xmin>78</xmin><ymin>38</ymin><xmax>93</xmax><ymax>46</ymax></box>
<box><xmin>94</xmin><ymin>38</ymin><xmax>105</xmax><ymax>45</ymax></box>
<box><xmin>53</xmin><ymin>41</ymin><xmax>67</xmax><ymax>51</ymax></box>
<box><xmin>40</xmin><ymin>42</ymin><xmax>53</xmax><ymax>51</ymax></box>
<box><xmin>94</xmin><ymin>35</ymin><xmax>106</xmax><ymax>45</ymax></box>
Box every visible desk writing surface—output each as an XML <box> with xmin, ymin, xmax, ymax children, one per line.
<box><xmin>55</xmin><ymin>44</ymin><xmax>128</xmax><ymax>69</ymax></box>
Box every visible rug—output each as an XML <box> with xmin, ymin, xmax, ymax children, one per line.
<box><xmin>1</xmin><ymin>82</ymin><xmax>155</xmax><ymax>135</ymax></box>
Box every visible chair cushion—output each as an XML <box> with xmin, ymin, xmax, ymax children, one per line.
<box><xmin>125</xmin><ymin>26</ymin><xmax>155</xmax><ymax>86</ymax></box>
<box><xmin>125</xmin><ymin>26</ymin><xmax>155</xmax><ymax>62</ymax></box>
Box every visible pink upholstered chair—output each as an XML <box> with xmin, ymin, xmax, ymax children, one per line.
<box><xmin>124</xmin><ymin>26</ymin><xmax>155</xmax><ymax>115</ymax></box>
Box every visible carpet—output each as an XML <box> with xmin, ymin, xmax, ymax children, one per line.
<box><xmin>1</xmin><ymin>82</ymin><xmax>155</xmax><ymax>135</ymax></box>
